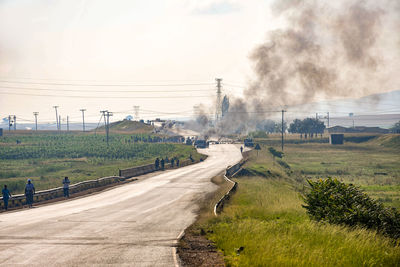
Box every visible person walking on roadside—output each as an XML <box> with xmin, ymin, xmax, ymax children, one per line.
<box><xmin>63</xmin><ymin>176</ymin><xmax>70</xmax><ymax>198</ymax></box>
<box><xmin>25</xmin><ymin>179</ymin><xmax>35</xmax><ymax>208</ymax></box>
<box><xmin>160</xmin><ymin>158</ymin><xmax>165</xmax><ymax>170</ymax></box>
<box><xmin>155</xmin><ymin>158</ymin><xmax>160</xmax><ymax>170</ymax></box>
<box><xmin>240</xmin><ymin>146</ymin><xmax>243</xmax><ymax>153</ymax></box>
<box><xmin>2</xmin><ymin>185</ymin><xmax>11</xmax><ymax>211</ymax></box>
<box><xmin>176</xmin><ymin>158</ymin><xmax>180</xmax><ymax>167</ymax></box>
<box><xmin>171</xmin><ymin>158</ymin><xmax>175</xmax><ymax>168</ymax></box>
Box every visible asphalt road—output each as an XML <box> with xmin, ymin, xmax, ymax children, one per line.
<box><xmin>0</xmin><ymin>144</ymin><xmax>242</xmax><ymax>266</ymax></box>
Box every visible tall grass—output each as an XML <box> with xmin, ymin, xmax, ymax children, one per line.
<box><xmin>207</xmin><ymin>178</ymin><xmax>400</xmax><ymax>266</ymax></box>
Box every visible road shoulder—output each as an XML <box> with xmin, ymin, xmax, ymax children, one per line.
<box><xmin>177</xmin><ymin>174</ymin><xmax>230</xmax><ymax>267</ymax></box>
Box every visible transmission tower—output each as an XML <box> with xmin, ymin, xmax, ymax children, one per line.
<box><xmin>8</xmin><ymin>115</ymin><xmax>15</xmax><ymax>131</ymax></box>
<box><xmin>80</xmin><ymin>109</ymin><xmax>86</xmax><ymax>132</ymax></box>
<box><xmin>215</xmin><ymin>78</ymin><xmax>222</xmax><ymax>122</ymax></box>
<box><xmin>134</xmin><ymin>106</ymin><xmax>140</xmax><ymax>121</ymax></box>
<box><xmin>193</xmin><ymin>105</ymin><xmax>200</xmax><ymax>117</ymax></box>
<box><xmin>53</xmin><ymin>106</ymin><xmax>59</xmax><ymax>131</ymax></box>
<box><xmin>33</xmin><ymin>112</ymin><xmax>39</xmax><ymax>131</ymax></box>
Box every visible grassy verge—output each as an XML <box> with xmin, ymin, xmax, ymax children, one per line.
<box><xmin>197</xmin><ymin>139</ymin><xmax>400</xmax><ymax>266</ymax></box>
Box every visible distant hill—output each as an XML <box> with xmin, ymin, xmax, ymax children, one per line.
<box><xmin>96</xmin><ymin>120</ymin><xmax>154</xmax><ymax>133</ymax></box>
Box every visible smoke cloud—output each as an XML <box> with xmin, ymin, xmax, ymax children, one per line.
<box><xmin>247</xmin><ymin>0</ymin><xmax>399</xmax><ymax>108</ymax></box>
<box><xmin>213</xmin><ymin>0</ymin><xmax>400</xmax><ymax>135</ymax></box>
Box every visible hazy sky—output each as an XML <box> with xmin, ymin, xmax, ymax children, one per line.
<box><xmin>0</xmin><ymin>0</ymin><xmax>275</xmax><ymax>123</ymax></box>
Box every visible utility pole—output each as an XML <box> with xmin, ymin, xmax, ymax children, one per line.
<box><xmin>53</xmin><ymin>106</ymin><xmax>59</xmax><ymax>131</ymax></box>
<box><xmin>33</xmin><ymin>112</ymin><xmax>39</xmax><ymax>131</ymax></box>
<box><xmin>59</xmin><ymin>115</ymin><xmax>62</xmax><ymax>131</ymax></box>
<box><xmin>281</xmin><ymin>110</ymin><xmax>286</xmax><ymax>151</ymax></box>
<box><xmin>327</xmin><ymin>112</ymin><xmax>330</xmax><ymax>128</ymax></box>
<box><xmin>13</xmin><ymin>115</ymin><xmax>16</xmax><ymax>130</ymax></box>
<box><xmin>215</xmin><ymin>78</ymin><xmax>222</xmax><ymax>123</ymax></box>
<box><xmin>67</xmin><ymin>116</ymin><xmax>69</xmax><ymax>131</ymax></box>
<box><xmin>8</xmin><ymin>115</ymin><xmax>11</xmax><ymax>131</ymax></box>
<box><xmin>80</xmin><ymin>109</ymin><xmax>86</xmax><ymax>132</ymax></box>
<box><xmin>100</xmin><ymin>110</ymin><xmax>112</xmax><ymax>145</ymax></box>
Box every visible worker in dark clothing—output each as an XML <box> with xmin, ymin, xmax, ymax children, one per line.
<box><xmin>63</xmin><ymin>177</ymin><xmax>70</xmax><ymax>198</ymax></box>
<box><xmin>160</xmin><ymin>158</ymin><xmax>165</xmax><ymax>170</ymax></box>
<box><xmin>176</xmin><ymin>159</ymin><xmax>180</xmax><ymax>167</ymax></box>
<box><xmin>2</xmin><ymin>185</ymin><xmax>11</xmax><ymax>211</ymax></box>
<box><xmin>189</xmin><ymin>154</ymin><xmax>194</xmax><ymax>162</ymax></box>
<box><xmin>171</xmin><ymin>158</ymin><xmax>175</xmax><ymax>168</ymax></box>
<box><xmin>25</xmin><ymin>179</ymin><xmax>35</xmax><ymax>208</ymax></box>
<box><xmin>155</xmin><ymin>158</ymin><xmax>160</xmax><ymax>170</ymax></box>
<box><xmin>240</xmin><ymin>146</ymin><xmax>243</xmax><ymax>153</ymax></box>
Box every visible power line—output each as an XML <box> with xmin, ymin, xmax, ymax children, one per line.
<box><xmin>0</xmin><ymin>85</ymin><xmax>215</xmax><ymax>93</ymax></box>
<box><xmin>0</xmin><ymin>91</ymin><xmax>212</xmax><ymax>99</ymax></box>
<box><xmin>0</xmin><ymin>80</ymin><xmax>213</xmax><ymax>87</ymax></box>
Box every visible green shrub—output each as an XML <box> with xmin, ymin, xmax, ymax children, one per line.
<box><xmin>277</xmin><ymin>159</ymin><xmax>290</xmax><ymax>169</ymax></box>
<box><xmin>303</xmin><ymin>178</ymin><xmax>400</xmax><ymax>239</ymax></box>
<box><xmin>268</xmin><ymin>147</ymin><xmax>284</xmax><ymax>158</ymax></box>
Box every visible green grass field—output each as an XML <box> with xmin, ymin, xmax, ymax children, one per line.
<box><xmin>0</xmin><ymin>132</ymin><xmax>201</xmax><ymax>194</ymax></box>
<box><xmin>200</xmin><ymin>135</ymin><xmax>400</xmax><ymax>266</ymax></box>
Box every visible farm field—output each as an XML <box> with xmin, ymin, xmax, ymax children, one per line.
<box><xmin>0</xmin><ymin>132</ymin><xmax>201</xmax><ymax>194</ymax></box>
<box><xmin>190</xmin><ymin>135</ymin><xmax>400</xmax><ymax>266</ymax></box>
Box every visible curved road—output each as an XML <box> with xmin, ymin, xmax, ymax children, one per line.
<box><xmin>0</xmin><ymin>144</ymin><xmax>242</xmax><ymax>266</ymax></box>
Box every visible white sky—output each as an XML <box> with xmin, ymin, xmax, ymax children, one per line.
<box><xmin>0</xmin><ymin>0</ymin><xmax>276</xmax><ymax>123</ymax></box>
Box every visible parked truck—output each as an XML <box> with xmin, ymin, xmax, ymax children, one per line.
<box><xmin>194</xmin><ymin>139</ymin><xmax>209</xmax><ymax>149</ymax></box>
<box><xmin>244</xmin><ymin>138</ymin><xmax>254</xmax><ymax>147</ymax></box>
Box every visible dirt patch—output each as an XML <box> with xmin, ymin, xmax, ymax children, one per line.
<box><xmin>178</xmin><ymin>227</ymin><xmax>225</xmax><ymax>267</ymax></box>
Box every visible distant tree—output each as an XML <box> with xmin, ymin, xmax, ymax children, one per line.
<box><xmin>221</xmin><ymin>95</ymin><xmax>230</xmax><ymax>117</ymax></box>
<box><xmin>288</xmin><ymin>119</ymin><xmax>302</xmax><ymax>134</ymax></box>
<box><xmin>289</xmin><ymin>118</ymin><xmax>325</xmax><ymax>138</ymax></box>
<box><xmin>390</xmin><ymin>121</ymin><xmax>400</xmax><ymax>133</ymax></box>
<box><xmin>256</xmin><ymin>119</ymin><xmax>276</xmax><ymax>134</ymax></box>
<box><xmin>274</xmin><ymin>122</ymin><xmax>287</xmax><ymax>133</ymax></box>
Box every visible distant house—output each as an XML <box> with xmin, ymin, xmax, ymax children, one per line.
<box><xmin>327</xmin><ymin>126</ymin><xmax>389</xmax><ymax>134</ymax></box>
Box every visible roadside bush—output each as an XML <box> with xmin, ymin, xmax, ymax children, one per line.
<box><xmin>277</xmin><ymin>159</ymin><xmax>290</xmax><ymax>169</ymax></box>
<box><xmin>303</xmin><ymin>178</ymin><xmax>400</xmax><ymax>239</ymax></box>
<box><xmin>268</xmin><ymin>147</ymin><xmax>284</xmax><ymax>158</ymax></box>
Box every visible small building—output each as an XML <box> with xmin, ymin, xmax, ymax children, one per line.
<box><xmin>330</xmin><ymin>134</ymin><xmax>344</xmax><ymax>145</ymax></box>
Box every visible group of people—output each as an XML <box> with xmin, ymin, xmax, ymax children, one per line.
<box><xmin>1</xmin><ymin>176</ymin><xmax>71</xmax><ymax>211</ymax></box>
<box><xmin>154</xmin><ymin>157</ymin><xmax>181</xmax><ymax>170</ymax></box>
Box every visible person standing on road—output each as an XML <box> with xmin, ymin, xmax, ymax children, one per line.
<box><xmin>240</xmin><ymin>146</ymin><xmax>243</xmax><ymax>153</ymax></box>
<box><xmin>63</xmin><ymin>176</ymin><xmax>70</xmax><ymax>198</ymax></box>
<box><xmin>155</xmin><ymin>158</ymin><xmax>160</xmax><ymax>170</ymax></box>
<box><xmin>160</xmin><ymin>158</ymin><xmax>165</xmax><ymax>170</ymax></box>
<box><xmin>176</xmin><ymin>158</ymin><xmax>180</xmax><ymax>167</ymax></box>
<box><xmin>2</xmin><ymin>185</ymin><xmax>11</xmax><ymax>211</ymax></box>
<box><xmin>171</xmin><ymin>158</ymin><xmax>175</xmax><ymax>168</ymax></box>
<box><xmin>25</xmin><ymin>179</ymin><xmax>35</xmax><ymax>208</ymax></box>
